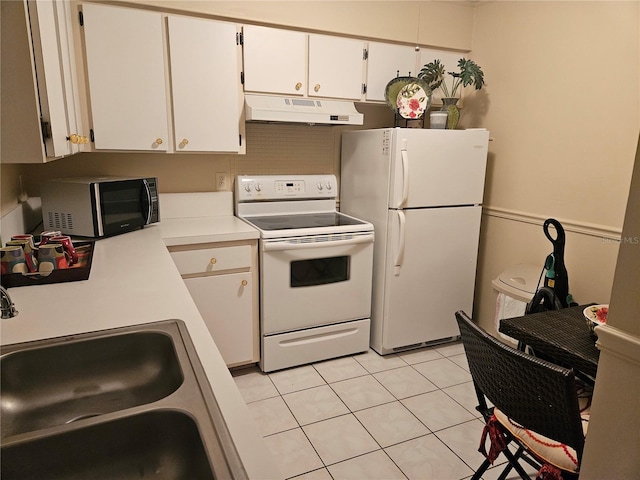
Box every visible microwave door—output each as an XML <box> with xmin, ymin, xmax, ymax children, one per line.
<box><xmin>97</xmin><ymin>180</ymin><xmax>147</xmax><ymax>236</ymax></box>
<box><xmin>142</xmin><ymin>179</ymin><xmax>152</xmax><ymax>224</ymax></box>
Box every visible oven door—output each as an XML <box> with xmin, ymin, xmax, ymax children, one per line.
<box><xmin>261</xmin><ymin>232</ymin><xmax>374</xmax><ymax>335</ymax></box>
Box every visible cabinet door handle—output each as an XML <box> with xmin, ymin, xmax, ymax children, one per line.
<box><xmin>210</xmin><ymin>258</ymin><xmax>217</xmax><ymax>265</ymax></box>
<box><xmin>295</xmin><ymin>82</ymin><xmax>302</xmax><ymax>91</ymax></box>
<box><xmin>241</xmin><ymin>279</ymin><xmax>248</xmax><ymax>287</ymax></box>
<box><xmin>68</xmin><ymin>134</ymin><xmax>89</xmax><ymax>144</ymax></box>
<box><xmin>179</xmin><ymin>138</ymin><xmax>189</xmax><ymax>148</ymax></box>
<box><xmin>314</xmin><ymin>84</ymin><xmax>320</xmax><ymax>92</ymax></box>
<box><xmin>154</xmin><ymin>138</ymin><xmax>163</xmax><ymax>146</ymax></box>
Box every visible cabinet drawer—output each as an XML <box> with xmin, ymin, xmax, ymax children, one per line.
<box><xmin>170</xmin><ymin>245</ymin><xmax>251</xmax><ymax>275</ymax></box>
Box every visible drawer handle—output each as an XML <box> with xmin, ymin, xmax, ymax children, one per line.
<box><xmin>210</xmin><ymin>258</ymin><xmax>217</xmax><ymax>265</ymax></box>
<box><xmin>241</xmin><ymin>280</ymin><xmax>248</xmax><ymax>287</ymax></box>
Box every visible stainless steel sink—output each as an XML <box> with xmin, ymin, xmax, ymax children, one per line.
<box><xmin>1</xmin><ymin>331</ymin><xmax>183</xmax><ymax>438</ymax></box>
<box><xmin>0</xmin><ymin>320</ymin><xmax>247</xmax><ymax>480</ymax></box>
<box><xmin>2</xmin><ymin>410</ymin><xmax>214</xmax><ymax>479</ymax></box>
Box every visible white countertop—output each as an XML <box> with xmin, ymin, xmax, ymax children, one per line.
<box><xmin>0</xmin><ymin>195</ymin><xmax>280</xmax><ymax>479</ymax></box>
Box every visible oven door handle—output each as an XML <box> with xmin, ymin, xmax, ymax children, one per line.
<box><xmin>262</xmin><ymin>233</ymin><xmax>374</xmax><ymax>251</ymax></box>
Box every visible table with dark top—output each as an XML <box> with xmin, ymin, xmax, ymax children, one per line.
<box><xmin>499</xmin><ymin>305</ymin><xmax>600</xmax><ymax>378</ymax></box>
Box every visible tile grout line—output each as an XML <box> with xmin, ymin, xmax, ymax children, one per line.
<box><xmin>235</xmin><ymin>342</ymin><xmax>490</xmax><ymax>480</ymax></box>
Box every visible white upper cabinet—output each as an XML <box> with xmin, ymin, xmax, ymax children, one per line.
<box><xmin>81</xmin><ymin>3</ymin><xmax>242</xmax><ymax>152</ymax></box>
<box><xmin>243</xmin><ymin>26</ymin><xmax>365</xmax><ymax>100</ymax></box>
<box><xmin>242</xmin><ymin>25</ymin><xmax>306</xmax><ymax>96</ymax></box>
<box><xmin>82</xmin><ymin>3</ymin><xmax>168</xmax><ymax>151</ymax></box>
<box><xmin>167</xmin><ymin>16</ymin><xmax>240</xmax><ymax>152</ymax></box>
<box><xmin>1</xmin><ymin>0</ymin><xmax>85</xmax><ymax>163</ymax></box>
<box><xmin>308</xmin><ymin>34</ymin><xmax>364</xmax><ymax>100</ymax></box>
<box><xmin>366</xmin><ymin>42</ymin><xmax>418</xmax><ymax>102</ymax></box>
<box><xmin>30</xmin><ymin>0</ymin><xmax>85</xmax><ymax>157</ymax></box>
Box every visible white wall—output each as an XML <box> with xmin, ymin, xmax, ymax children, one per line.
<box><xmin>468</xmin><ymin>1</ymin><xmax>639</xmax><ymax>334</ymax></box>
<box><xmin>581</xmin><ymin>134</ymin><xmax>640</xmax><ymax>478</ymax></box>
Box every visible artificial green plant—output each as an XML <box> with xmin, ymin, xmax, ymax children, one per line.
<box><xmin>418</xmin><ymin>58</ymin><xmax>485</xmax><ymax>98</ymax></box>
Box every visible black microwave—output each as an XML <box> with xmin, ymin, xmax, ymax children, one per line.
<box><xmin>40</xmin><ymin>176</ymin><xmax>160</xmax><ymax>238</ymax></box>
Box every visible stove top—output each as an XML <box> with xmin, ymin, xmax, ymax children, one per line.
<box><xmin>235</xmin><ymin>174</ymin><xmax>373</xmax><ymax>239</ymax></box>
<box><xmin>243</xmin><ymin>212</ymin><xmax>367</xmax><ymax>231</ymax></box>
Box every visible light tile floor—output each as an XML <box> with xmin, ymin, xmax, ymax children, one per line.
<box><xmin>232</xmin><ymin>341</ymin><xmax>540</xmax><ymax>480</ymax></box>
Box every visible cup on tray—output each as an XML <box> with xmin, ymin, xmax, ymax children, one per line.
<box><xmin>39</xmin><ymin>231</ymin><xmax>62</xmax><ymax>246</ymax></box>
<box><xmin>0</xmin><ymin>245</ymin><xmax>29</xmax><ymax>275</ymax></box>
<box><xmin>11</xmin><ymin>234</ymin><xmax>36</xmax><ymax>249</ymax></box>
<box><xmin>48</xmin><ymin>235</ymin><xmax>78</xmax><ymax>265</ymax></box>
<box><xmin>73</xmin><ymin>244</ymin><xmax>91</xmax><ymax>268</ymax></box>
<box><xmin>37</xmin><ymin>244</ymin><xmax>71</xmax><ymax>273</ymax></box>
<box><xmin>5</xmin><ymin>239</ymin><xmax>38</xmax><ymax>272</ymax></box>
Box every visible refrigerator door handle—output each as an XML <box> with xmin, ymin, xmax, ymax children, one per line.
<box><xmin>394</xmin><ymin>210</ymin><xmax>406</xmax><ymax>276</ymax></box>
<box><xmin>400</xmin><ymin>149</ymin><xmax>409</xmax><ymax>207</ymax></box>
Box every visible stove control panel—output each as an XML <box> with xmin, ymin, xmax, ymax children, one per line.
<box><xmin>236</xmin><ymin>175</ymin><xmax>337</xmax><ymax>201</ymax></box>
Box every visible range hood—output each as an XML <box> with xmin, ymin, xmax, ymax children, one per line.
<box><xmin>244</xmin><ymin>94</ymin><xmax>364</xmax><ymax>125</ymax></box>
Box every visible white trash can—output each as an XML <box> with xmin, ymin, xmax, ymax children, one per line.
<box><xmin>492</xmin><ymin>263</ymin><xmax>541</xmax><ymax>343</ymax></box>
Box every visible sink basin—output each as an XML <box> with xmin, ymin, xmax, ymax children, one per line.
<box><xmin>1</xmin><ymin>410</ymin><xmax>214</xmax><ymax>479</ymax></box>
<box><xmin>1</xmin><ymin>320</ymin><xmax>248</xmax><ymax>479</ymax></box>
<box><xmin>1</xmin><ymin>331</ymin><xmax>183</xmax><ymax>438</ymax></box>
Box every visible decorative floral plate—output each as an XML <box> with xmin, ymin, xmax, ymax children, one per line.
<box><xmin>384</xmin><ymin>76</ymin><xmax>432</xmax><ymax>119</ymax></box>
<box><xmin>583</xmin><ymin>304</ymin><xmax>608</xmax><ymax>337</ymax></box>
<box><xmin>396</xmin><ymin>82</ymin><xmax>430</xmax><ymax>119</ymax></box>
<box><xmin>583</xmin><ymin>304</ymin><xmax>608</xmax><ymax>325</ymax></box>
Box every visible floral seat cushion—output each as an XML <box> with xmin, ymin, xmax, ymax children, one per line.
<box><xmin>493</xmin><ymin>382</ymin><xmax>592</xmax><ymax>473</ymax></box>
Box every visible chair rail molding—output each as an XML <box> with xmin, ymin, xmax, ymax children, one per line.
<box><xmin>482</xmin><ymin>206</ymin><xmax>622</xmax><ymax>242</ymax></box>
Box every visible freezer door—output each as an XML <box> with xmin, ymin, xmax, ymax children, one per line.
<box><xmin>382</xmin><ymin>206</ymin><xmax>482</xmax><ymax>350</ymax></box>
<box><xmin>389</xmin><ymin>129</ymin><xmax>489</xmax><ymax>208</ymax></box>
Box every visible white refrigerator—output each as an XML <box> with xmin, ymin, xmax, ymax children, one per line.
<box><xmin>340</xmin><ymin>128</ymin><xmax>490</xmax><ymax>354</ymax></box>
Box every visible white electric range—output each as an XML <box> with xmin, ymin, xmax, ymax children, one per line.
<box><xmin>235</xmin><ymin>175</ymin><xmax>374</xmax><ymax>372</ymax></box>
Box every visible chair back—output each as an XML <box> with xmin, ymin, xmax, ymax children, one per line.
<box><xmin>455</xmin><ymin>311</ymin><xmax>585</xmax><ymax>462</ymax></box>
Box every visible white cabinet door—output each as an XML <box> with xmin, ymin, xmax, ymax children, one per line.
<box><xmin>82</xmin><ymin>3</ymin><xmax>169</xmax><ymax>151</ymax></box>
<box><xmin>29</xmin><ymin>0</ymin><xmax>81</xmax><ymax>157</ymax></box>
<box><xmin>184</xmin><ymin>273</ymin><xmax>254</xmax><ymax>367</ymax></box>
<box><xmin>167</xmin><ymin>16</ymin><xmax>240</xmax><ymax>153</ymax></box>
<box><xmin>366</xmin><ymin>42</ymin><xmax>418</xmax><ymax>102</ymax></box>
<box><xmin>308</xmin><ymin>34</ymin><xmax>364</xmax><ymax>100</ymax></box>
<box><xmin>243</xmin><ymin>25</ymin><xmax>306</xmax><ymax>96</ymax></box>
<box><xmin>1</xmin><ymin>0</ymin><xmax>85</xmax><ymax>163</ymax></box>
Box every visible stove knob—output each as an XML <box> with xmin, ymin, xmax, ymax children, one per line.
<box><xmin>255</xmin><ymin>183</ymin><xmax>262</xmax><ymax>192</ymax></box>
<box><xmin>325</xmin><ymin>180</ymin><xmax>333</xmax><ymax>191</ymax></box>
<box><xmin>244</xmin><ymin>183</ymin><xmax>252</xmax><ymax>192</ymax></box>
<box><xmin>317</xmin><ymin>181</ymin><xmax>324</xmax><ymax>191</ymax></box>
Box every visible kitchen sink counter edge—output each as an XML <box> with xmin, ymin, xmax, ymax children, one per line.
<box><xmin>0</xmin><ymin>210</ymin><xmax>281</xmax><ymax>479</ymax></box>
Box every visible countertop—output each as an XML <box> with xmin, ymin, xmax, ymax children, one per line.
<box><xmin>0</xmin><ymin>194</ymin><xmax>280</xmax><ymax>479</ymax></box>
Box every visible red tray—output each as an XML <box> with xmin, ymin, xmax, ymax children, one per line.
<box><xmin>1</xmin><ymin>241</ymin><xmax>95</xmax><ymax>289</ymax></box>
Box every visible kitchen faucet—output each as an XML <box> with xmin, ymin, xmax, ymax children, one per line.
<box><xmin>0</xmin><ymin>286</ymin><xmax>18</xmax><ymax>318</ymax></box>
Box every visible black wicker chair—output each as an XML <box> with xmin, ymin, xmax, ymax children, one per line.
<box><xmin>455</xmin><ymin>311</ymin><xmax>590</xmax><ymax>480</ymax></box>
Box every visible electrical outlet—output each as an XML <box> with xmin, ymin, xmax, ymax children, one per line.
<box><xmin>216</xmin><ymin>172</ymin><xmax>230</xmax><ymax>191</ymax></box>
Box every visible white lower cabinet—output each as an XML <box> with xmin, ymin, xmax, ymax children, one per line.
<box><xmin>169</xmin><ymin>242</ymin><xmax>259</xmax><ymax>367</ymax></box>
<box><xmin>184</xmin><ymin>273</ymin><xmax>254</xmax><ymax>367</ymax></box>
